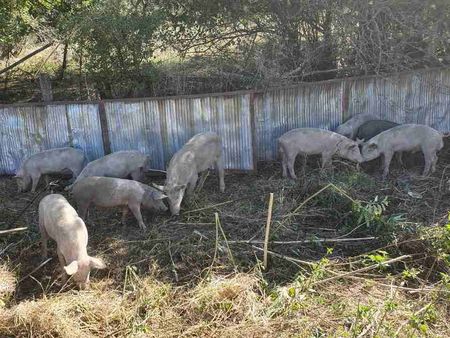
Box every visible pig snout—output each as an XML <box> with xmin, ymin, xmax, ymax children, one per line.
<box><xmin>169</xmin><ymin>203</ymin><xmax>181</xmax><ymax>216</ymax></box>
<box><xmin>156</xmin><ymin>200</ymin><xmax>169</xmax><ymax>212</ymax></box>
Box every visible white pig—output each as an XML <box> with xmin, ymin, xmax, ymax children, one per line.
<box><xmin>158</xmin><ymin>132</ymin><xmax>225</xmax><ymax>215</ymax></box>
<box><xmin>336</xmin><ymin>114</ymin><xmax>379</xmax><ymax>139</ymax></box>
<box><xmin>360</xmin><ymin>124</ymin><xmax>444</xmax><ymax>179</ymax></box>
<box><xmin>67</xmin><ymin>150</ymin><xmax>149</xmax><ymax>190</ymax></box>
<box><xmin>15</xmin><ymin>147</ymin><xmax>86</xmax><ymax>192</ymax></box>
<box><xmin>72</xmin><ymin>176</ymin><xmax>167</xmax><ymax>230</ymax></box>
<box><xmin>278</xmin><ymin>128</ymin><xmax>363</xmax><ymax>179</ymax></box>
<box><xmin>38</xmin><ymin>194</ymin><xmax>106</xmax><ymax>289</ymax></box>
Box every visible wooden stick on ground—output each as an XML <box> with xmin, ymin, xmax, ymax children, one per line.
<box><xmin>263</xmin><ymin>193</ymin><xmax>274</xmax><ymax>270</ymax></box>
<box><xmin>229</xmin><ymin>236</ymin><xmax>377</xmax><ymax>245</ymax></box>
<box><xmin>0</xmin><ymin>227</ymin><xmax>28</xmax><ymax>236</ymax></box>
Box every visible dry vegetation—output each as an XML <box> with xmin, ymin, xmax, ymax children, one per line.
<box><xmin>1</xmin><ymin>145</ymin><xmax>450</xmax><ymax>337</ymax></box>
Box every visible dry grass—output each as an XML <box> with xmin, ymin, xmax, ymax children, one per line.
<box><xmin>1</xmin><ymin>143</ymin><xmax>450</xmax><ymax>337</ymax></box>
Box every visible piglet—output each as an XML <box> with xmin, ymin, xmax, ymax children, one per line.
<box><xmin>336</xmin><ymin>114</ymin><xmax>379</xmax><ymax>139</ymax></box>
<box><xmin>67</xmin><ymin>150</ymin><xmax>149</xmax><ymax>190</ymax></box>
<box><xmin>16</xmin><ymin>147</ymin><xmax>86</xmax><ymax>192</ymax></box>
<box><xmin>72</xmin><ymin>176</ymin><xmax>167</xmax><ymax>230</ymax></box>
<box><xmin>160</xmin><ymin>132</ymin><xmax>225</xmax><ymax>216</ymax></box>
<box><xmin>38</xmin><ymin>194</ymin><xmax>106</xmax><ymax>290</ymax></box>
<box><xmin>361</xmin><ymin>124</ymin><xmax>444</xmax><ymax>179</ymax></box>
<box><xmin>278</xmin><ymin>128</ymin><xmax>363</xmax><ymax>179</ymax></box>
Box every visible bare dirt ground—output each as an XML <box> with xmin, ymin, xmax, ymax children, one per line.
<box><xmin>1</xmin><ymin>141</ymin><xmax>450</xmax><ymax>336</ymax></box>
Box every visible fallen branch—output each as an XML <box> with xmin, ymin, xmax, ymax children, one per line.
<box><xmin>229</xmin><ymin>236</ymin><xmax>377</xmax><ymax>245</ymax></box>
<box><xmin>0</xmin><ymin>227</ymin><xmax>28</xmax><ymax>236</ymax></box>
<box><xmin>249</xmin><ymin>244</ymin><xmax>317</xmax><ymax>266</ymax></box>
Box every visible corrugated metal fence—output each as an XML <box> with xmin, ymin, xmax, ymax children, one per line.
<box><xmin>1</xmin><ymin>68</ymin><xmax>450</xmax><ymax>174</ymax></box>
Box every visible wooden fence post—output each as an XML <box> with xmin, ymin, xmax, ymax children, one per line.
<box><xmin>98</xmin><ymin>100</ymin><xmax>111</xmax><ymax>154</ymax></box>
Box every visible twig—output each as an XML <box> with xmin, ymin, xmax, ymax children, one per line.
<box><xmin>215</xmin><ymin>213</ymin><xmax>236</xmax><ymax>267</ymax></box>
<box><xmin>342</xmin><ymin>274</ymin><xmax>450</xmax><ymax>294</ymax></box>
<box><xmin>207</xmin><ymin>213</ymin><xmax>220</xmax><ymax>276</ymax></box>
<box><xmin>395</xmin><ymin>303</ymin><xmax>432</xmax><ymax>336</ymax></box>
<box><xmin>168</xmin><ymin>241</ymin><xmax>179</xmax><ymax>282</ymax></box>
<box><xmin>249</xmin><ymin>244</ymin><xmax>317</xmax><ymax>266</ymax></box>
<box><xmin>263</xmin><ymin>193</ymin><xmax>274</xmax><ymax>270</ymax></box>
<box><xmin>184</xmin><ymin>200</ymin><xmax>235</xmax><ymax>214</ymax></box>
<box><xmin>311</xmin><ymin>255</ymin><xmax>412</xmax><ymax>287</ymax></box>
<box><xmin>229</xmin><ymin>236</ymin><xmax>377</xmax><ymax>245</ymax></box>
<box><xmin>0</xmin><ymin>227</ymin><xmax>28</xmax><ymax>236</ymax></box>
<box><xmin>18</xmin><ymin>258</ymin><xmax>52</xmax><ymax>284</ymax></box>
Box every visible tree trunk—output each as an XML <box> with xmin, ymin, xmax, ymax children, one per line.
<box><xmin>39</xmin><ymin>73</ymin><xmax>53</xmax><ymax>102</ymax></box>
<box><xmin>59</xmin><ymin>43</ymin><xmax>69</xmax><ymax>80</ymax></box>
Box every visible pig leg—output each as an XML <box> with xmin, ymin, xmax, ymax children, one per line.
<box><xmin>39</xmin><ymin>220</ymin><xmax>49</xmax><ymax>259</ymax></box>
<box><xmin>70</xmin><ymin>164</ymin><xmax>83</xmax><ymax>182</ymax></box>
<box><xmin>128</xmin><ymin>202</ymin><xmax>146</xmax><ymax>230</ymax></box>
<box><xmin>215</xmin><ymin>156</ymin><xmax>225</xmax><ymax>192</ymax></box>
<box><xmin>431</xmin><ymin>152</ymin><xmax>438</xmax><ymax>173</ymax></box>
<box><xmin>121</xmin><ymin>207</ymin><xmax>129</xmax><ymax>225</ymax></box>
<box><xmin>57</xmin><ymin>248</ymin><xmax>68</xmax><ymax>284</ymax></box>
<box><xmin>397</xmin><ymin>152</ymin><xmax>404</xmax><ymax>167</ymax></box>
<box><xmin>422</xmin><ymin>151</ymin><xmax>434</xmax><ymax>176</ymax></box>
<box><xmin>44</xmin><ymin>175</ymin><xmax>50</xmax><ymax>187</ymax></box>
<box><xmin>321</xmin><ymin>153</ymin><xmax>333</xmax><ymax>170</ymax></box>
<box><xmin>302</xmin><ymin>154</ymin><xmax>307</xmax><ymax>175</ymax></box>
<box><xmin>287</xmin><ymin>154</ymin><xmax>297</xmax><ymax>179</ymax></box>
<box><xmin>382</xmin><ymin>152</ymin><xmax>393</xmax><ymax>179</ymax></box>
<box><xmin>131</xmin><ymin>168</ymin><xmax>144</xmax><ymax>181</ymax></box>
<box><xmin>281</xmin><ymin>153</ymin><xmax>288</xmax><ymax>178</ymax></box>
<box><xmin>78</xmin><ymin>201</ymin><xmax>90</xmax><ymax>220</ymax></box>
<box><xmin>30</xmin><ymin>173</ymin><xmax>41</xmax><ymax>193</ymax></box>
<box><xmin>187</xmin><ymin>174</ymin><xmax>198</xmax><ymax>195</ymax></box>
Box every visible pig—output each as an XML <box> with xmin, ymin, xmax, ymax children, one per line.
<box><xmin>355</xmin><ymin>120</ymin><xmax>400</xmax><ymax>141</ymax></box>
<box><xmin>67</xmin><ymin>150</ymin><xmax>149</xmax><ymax>190</ymax></box>
<box><xmin>15</xmin><ymin>147</ymin><xmax>86</xmax><ymax>192</ymax></box>
<box><xmin>38</xmin><ymin>194</ymin><xmax>106</xmax><ymax>290</ymax></box>
<box><xmin>278</xmin><ymin>128</ymin><xmax>363</xmax><ymax>179</ymax></box>
<box><xmin>158</xmin><ymin>132</ymin><xmax>225</xmax><ymax>216</ymax></box>
<box><xmin>355</xmin><ymin>120</ymin><xmax>404</xmax><ymax>166</ymax></box>
<box><xmin>336</xmin><ymin>114</ymin><xmax>379</xmax><ymax>139</ymax></box>
<box><xmin>360</xmin><ymin>124</ymin><xmax>444</xmax><ymax>179</ymax></box>
<box><xmin>72</xmin><ymin>176</ymin><xmax>167</xmax><ymax>230</ymax></box>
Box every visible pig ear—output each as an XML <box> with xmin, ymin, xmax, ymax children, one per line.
<box><xmin>153</xmin><ymin>192</ymin><xmax>167</xmax><ymax>200</ymax></box>
<box><xmin>176</xmin><ymin>184</ymin><xmax>187</xmax><ymax>191</ymax></box>
<box><xmin>64</xmin><ymin>261</ymin><xmax>79</xmax><ymax>275</ymax></box>
<box><xmin>181</xmin><ymin>151</ymin><xmax>195</xmax><ymax>162</ymax></box>
<box><xmin>355</xmin><ymin>138</ymin><xmax>364</xmax><ymax>145</ymax></box>
<box><xmin>150</xmin><ymin>183</ymin><xmax>165</xmax><ymax>192</ymax></box>
<box><xmin>146</xmin><ymin>190</ymin><xmax>167</xmax><ymax>200</ymax></box>
<box><xmin>89</xmin><ymin>257</ymin><xmax>106</xmax><ymax>270</ymax></box>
